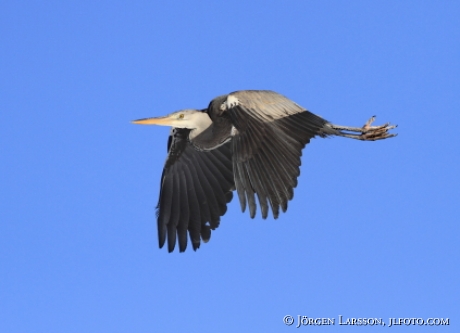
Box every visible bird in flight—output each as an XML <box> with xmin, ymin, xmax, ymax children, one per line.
<box><xmin>133</xmin><ymin>90</ymin><xmax>397</xmax><ymax>252</ymax></box>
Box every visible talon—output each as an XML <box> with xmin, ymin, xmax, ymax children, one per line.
<box><xmin>363</xmin><ymin>116</ymin><xmax>376</xmax><ymax>130</ymax></box>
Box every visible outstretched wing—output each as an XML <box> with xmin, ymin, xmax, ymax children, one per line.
<box><xmin>157</xmin><ymin>128</ymin><xmax>234</xmax><ymax>252</ymax></box>
<box><xmin>222</xmin><ymin>90</ymin><xmax>330</xmax><ymax>219</ymax></box>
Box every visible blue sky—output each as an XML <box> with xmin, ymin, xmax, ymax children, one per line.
<box><xmin>1</xmin><ymin>1</ymin><xmax>459</xmax><ymax>332</ymax></box>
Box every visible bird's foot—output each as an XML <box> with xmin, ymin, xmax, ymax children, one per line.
<box><xmin>359</xmin><ymin>116</ymin><xmax>398</xmax><ymax>141</ymax></box>
<box><xmin>328</xmin><ymin>116</ymin><xmax>398</xmax><ymax>141</ymax></box>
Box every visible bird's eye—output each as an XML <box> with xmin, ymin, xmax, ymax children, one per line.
<box><xmin>178</xmin><ymin>114</ymin><xmax>184</xmax><ymax>119</ymax></box>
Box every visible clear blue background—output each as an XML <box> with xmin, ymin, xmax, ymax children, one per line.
<box><xmin>1</xmin><ymin>1</ymin><xmax>459</xmax><ymax>332</ymax></box>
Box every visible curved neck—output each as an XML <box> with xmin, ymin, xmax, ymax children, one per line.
<box><xmin>189</xmin><ymin>115</ymin><xmax>232</xmax><ymax>151</ymax></box>
<box><xmin>188</xmin><ymin>112</ymin><xmax>212</xmax><ymax>141</ymax></box>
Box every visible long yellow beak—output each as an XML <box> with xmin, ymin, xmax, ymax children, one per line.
<box><xmin>131</xmin><ymin>115</ymin><xmax>174</xmax><ymax>126</ymax></box>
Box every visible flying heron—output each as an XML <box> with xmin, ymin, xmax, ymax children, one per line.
<box><xmin>133</xmin><ymin>90</ymin><xmax>397</xmax><ymax>252</ymax></box>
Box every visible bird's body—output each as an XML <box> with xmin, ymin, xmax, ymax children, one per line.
<box><xmin>133</xmin><ymin>90</ymin><xmax>397</xmax><ymax>252</ymax></box>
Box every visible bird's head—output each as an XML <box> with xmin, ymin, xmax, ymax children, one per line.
<box><xmin>132</xmin><ymin>109</ymin><xmax>210</xmax><ymax>129</ymax></box>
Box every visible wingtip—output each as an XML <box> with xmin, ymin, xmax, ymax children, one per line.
<box><xmin>192</xmin><ymin>242</ymin><xmax>200</xmax><ymax>251</ymax></box>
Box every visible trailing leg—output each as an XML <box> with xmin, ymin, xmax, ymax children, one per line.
<box><xmin>325</xmin><ymin>116</ymin><xmax>397</xmax><ymax>141</ymax></box>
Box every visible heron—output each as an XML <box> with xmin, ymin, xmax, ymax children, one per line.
<box><xmin>133</xmin><ymin>90</ymin><xmax>397</xmax><ymax>252</ymax></box>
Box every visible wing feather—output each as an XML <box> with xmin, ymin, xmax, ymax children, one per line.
<box><xmin>167</xmin><ymin>173</ymin><xmax>181</xmax><ymax>252</ymax></box>
<box><xmin>192</xmin><ymin>155</ymin><xmax>222</xmax><ymax>223</ymax></box>
<box><xmin>224</xmin><ymin>90</ymin><xmax>329</xmax><ymax>219</ymax></box>
<box><xmin>156</xmin><ymin>128</ymin><xmax>234</xmax><ymax>252</ymax></box>
<box><xmin>176</xmin><ymin>170</ymin><xmax>189</xmax><ymax>252</ymax></box>
<box><xmin>181</xmin><ymin>163</ymin><xmax>201</xmax><ymax>250</ymax></box>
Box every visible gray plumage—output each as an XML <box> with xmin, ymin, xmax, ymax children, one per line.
<box><xmin>133</xmin><ymin>90</ymin><xmax>397</xmax><ymax>252</ymax></box>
